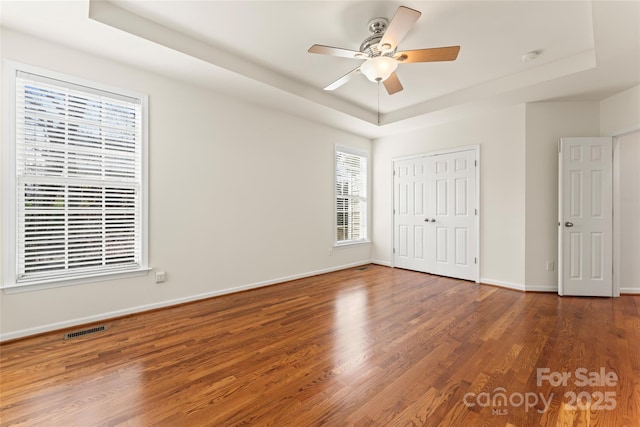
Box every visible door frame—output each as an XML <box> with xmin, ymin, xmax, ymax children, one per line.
<box><xmin>391</xmin><ymin>145</ymin><xmax>480</xmax><ymax>283</ymax></box>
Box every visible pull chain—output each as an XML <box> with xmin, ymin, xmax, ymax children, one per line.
<box><xmin>377</xmin><ymin>80</ymin><xmax>380</xmax><ymax>125</ymax></box>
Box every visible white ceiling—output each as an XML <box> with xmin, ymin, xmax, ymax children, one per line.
<box><xmin>1</xmin><ymin>1</ymin><xmax>639</xmax><ymax>138</ymax></box>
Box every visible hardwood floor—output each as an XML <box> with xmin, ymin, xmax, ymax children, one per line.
<box><xmin>1</xmin><ymin>265</ymin><xmax>639</xmax><ymax>426</ymax></box>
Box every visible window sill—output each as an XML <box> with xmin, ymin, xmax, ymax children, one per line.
<box><xmin>2</xmin><ymin>267</ymin><xmax>152</xmax><ymax>294</ymax></box>
<box><xmin>334</xmin><ymin>240</ymin><xmax>372</xmax><ymax>249</ymax></box>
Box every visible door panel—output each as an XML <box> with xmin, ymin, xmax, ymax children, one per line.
<box><xmin>559</xmin><ymin>137</ymin><xmax>612</xmax><ymax>296</ymax></box>
<box><xmin>414</xmin><ymin>225</ymin><xmax>424</xmax><ymax>259</ymax></box>
<box><xmin>569</xmin><ymin>170</ymin><xmax>582</xmax><ymax>216</ymax></box>
<box><xmin>455</xmin><ymin>227</ymin><xmax>468</xmax><ymax>265</ymax></box>
<box><xmin>398</xmin><ymin>225</ymin><xmax>409</xmax><ymax>257</ymax></box>
<box><xmin>591</xmin><ymin>233</ymin><xmax>603</xmax><ymax>279</ymax></box>
<box><xmin>436</xmin><ymin>226</ymin><xmax>447</xmax><ymax>263</ymax></box>
<box><xmin>436</xmin><ymin>179</ymin><xmax>447</xmax><ymax>215</ymax></box>
<box><xmin>394</xmin><ymin>157</ymin><xmax>429</xmax><ymax>271</ymax></box>
<box><xmin>569</xmin><ymin>233</ymin><xmax>582</xmax><ymax>279</ymax></box>
<box><xmin>455</xmin><ymin>178</ymin><xmax>468</xmax><ymax>215</ymax></box>
<box><xmin>427</xmin><ymin>151</ymin><xmax>477</xmax><ymax>281</ymax></box>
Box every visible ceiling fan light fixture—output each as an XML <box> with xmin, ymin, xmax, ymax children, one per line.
<box><xmin>360</xmin><ymin>56</ymin><xmax>398</xmax><ymax>82</ymax></box>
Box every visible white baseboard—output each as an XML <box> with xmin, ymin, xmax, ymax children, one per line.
<box><xmin>620</xmin><ymin>287</ymin><xmax>640</xmax><ymax>294</ymax></box>
<box><xmin>0</xmin><ymin>260</ymin><xmax>371</xmax><ymax>342</ymax></box>
<box><xmin>371</xmin><ymin>259</ymin><xmax>391</xmax><ymax>267</ymax></box>
<box><xmin>480</xmin><ymin>278</ymin><xmax>558</xmax><ymax>293</ymax></box>
<box><xmin>480</xmin><ymin>278</ymin><xmax>526</xmax><ymax>292</ymax></box>
<box><xmin>525</xmin><ymin>285</ymin><xmax>558</xmax><ymax>293</ymax></box>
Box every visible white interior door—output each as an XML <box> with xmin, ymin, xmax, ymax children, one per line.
<box><xmin>394</xmin><ymin>157</ymin><xmax>430</xmax><ymax>272</ymax></box>
<box><xmin>559</xmin><ymin>137</ymin><xmax>613</xmax><ymax>296</ymax></box>
<box><xmin>428</xmin><ymin>151</ymin><xmax>477</xmax><ymax>281</ymax></box>
<box><xmin>393</xmin><ymin>148</ymin><xmax>478</xmax><ymax>282</ymax></box>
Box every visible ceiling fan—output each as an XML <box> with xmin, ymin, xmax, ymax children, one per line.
<box><xmin>308</xmin><ymin>6</ymin><xmax>460</xmax><ymax>95</ymax></box>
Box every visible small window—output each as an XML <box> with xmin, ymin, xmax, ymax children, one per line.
<box><xmin>2</xmin><ymin>62</ymin><xmax>148</xmax><ymax>290</ymax></box>
<box><xmin>335</xmin><ymin>146</ymin><xmax>368</xmax><ymax>244</ymax></box>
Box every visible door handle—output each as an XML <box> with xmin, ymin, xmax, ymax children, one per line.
<box><xmin>565</xmin><ymin>222</ymin><xmax>574</xmax><ymax>227</ymax></box>
<box><xmin>424</xmin><ymin>218</ymin><xmax>430</xmax><ymax>222</ymax></box>
<box><xmin>430</xmin><ymin>219</ymin><xmax>436</xmax><ymax>222</ymax></box>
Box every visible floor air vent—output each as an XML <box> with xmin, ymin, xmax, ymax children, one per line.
<box><xmin>64</xmin><ymin>325</ymin><xmax>108</xmax><ymax>340</ymax></box>
<box><xmin>357</xmin><ymin>266</ymin><xmax>368</xmax><ymax>271</ymax></box>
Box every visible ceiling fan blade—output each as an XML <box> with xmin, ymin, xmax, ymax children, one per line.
<box><xmin>383</xmin><ymin>71</ymin><xmax>403</xmax><ymax>95</ymax></box>
<box><xmin>395</xmin><ymin>46</ymin><xmax>461</xmax><ymax>63</ymax></box>
<box><xmin>379</xmin><ymin>6</ymin><xmax>421</xmax><ymax>52</ymax></box>
<box><xmin>324</xmin><ymin>67</ymin><xmax>361</xmax><ymax>91</ymax></box>
<box><xmin>308</xmin><ymin>44</ymin><xmax>366</xmax><ymax>59</ymax></box>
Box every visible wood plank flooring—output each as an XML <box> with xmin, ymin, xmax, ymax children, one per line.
<box><xmin>1</xmin><ymin>265</ymin><xmax>639</xmax><ymax>426</ymax></box>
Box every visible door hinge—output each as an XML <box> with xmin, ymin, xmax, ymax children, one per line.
<box><xmin>393</xmin><ymin>169</ymin><xmax>396</xmax><ymax>176</ymax></box>
<box><xmin>474</xmin><ymin>160</ymin><xmax>477</xmax><ymax>167</ymax></box>
<box><xmin>475</xmin><ymin>257</ymin><xmax>477</xmax><ymax>264</ymax></box>
<box><xmin>393</xmin><ymin>248</ymin><xmax>396</xmax><ymax>254</ymax></box>
<box><xmin>475</xmin><ymin>208</ymin><xmax>478</xmax><ymax>215</ymax></box>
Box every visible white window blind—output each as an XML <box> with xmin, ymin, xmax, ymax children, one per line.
<box><xmin>13</xmin><ymin>71</ymin><xmax>144</xmax><ymax>284</ymax></box>
<box><xmin>336</xmin><ymin>147</ymin><xmax>368</xmax><ymax>243</ymax></box>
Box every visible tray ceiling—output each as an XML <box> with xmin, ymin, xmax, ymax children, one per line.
<box><xmin>1</xmin><ymin>1</ymin><xmax>638</xmax><ymax>137</ymax></box>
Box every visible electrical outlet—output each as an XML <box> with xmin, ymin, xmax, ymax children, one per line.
<box><xmin>546</xmin><ymin>261</ymin><xmax>555</xmax><ymax>272</ymax></box>
<box><xmin>155</xmin><ymin>271</ymin><xmax>167</xmax><ymax>283</ymax></box>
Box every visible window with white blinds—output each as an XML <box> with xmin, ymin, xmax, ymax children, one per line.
<box><xmin>336</xmin><ymin>146</ymin><xmax>368</xmax><ymax>244</ymax></box>
<box><xmin>3</xmin><ymin>65</ymin><xmax>148</xmax><ymax>289</ymax></box>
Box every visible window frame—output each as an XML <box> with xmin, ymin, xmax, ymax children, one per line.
<box><xmin>334</xmin><ymin>145</ymin><xmax>369</xmax><ymax>246</ymax></box>
<box><xmin>2</xmin><ymin>61</ymin><xmax>149</xmax><ymax>293</ymax></box>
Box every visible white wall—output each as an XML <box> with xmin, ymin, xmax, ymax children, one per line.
<box><xmin>600</xmin><ymin>85</ymin><xmax>640</xmax><ymax>136</ymax></box>
<box><xmin>372</xmin><ymin>105</ymin><xmax>527</xmax><ymax>288</ymax></box>
<box><xmin>615</xmin><ymin>131</ymin><xmax>640</xmax><ymax>293</ymax></box>
<box><xmin>0</xmin><ymin>29</ymin><xmax>371</xmax><ymax>340</ymax></box>
<box><xmin>524</xmin><ymin>91</ymin><xmax>640</xmax><ymax>293</ymax></box>
<box><xmin>524</xmin><ymin>102</ymin><xmax>600</xmax><ymax>291</ymax></box>
<box><xmin>601</xmin><ymin>85</ymin><xmax>640</xmax><ymax>294</ymax></box>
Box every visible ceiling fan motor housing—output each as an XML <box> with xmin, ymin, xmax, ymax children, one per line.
<box><xmin>360</xmin><ymin>17</ymin><xmax>395</xmax><ymax>58</ymax></box>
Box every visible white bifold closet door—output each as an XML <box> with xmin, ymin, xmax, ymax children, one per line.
<box><xmin>394</xmin><ymin>149</ymin><xmax>478</xmax><ymax>282</ymax></box>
